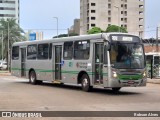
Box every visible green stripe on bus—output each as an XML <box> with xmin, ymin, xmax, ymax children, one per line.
<box><xmin>118</xmin><ymin>74</ymin><xmax>143</xmax><ymax>80</ymax></box>
<box><xmin>11</xmin><ymin>68</ymin><xmax>108</xmax><ymax>76</ymax></box>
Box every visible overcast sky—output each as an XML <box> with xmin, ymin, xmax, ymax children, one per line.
<box><xmin>20</xmin><ymin>0</ymin><xmax>160</xmax><ymax>39</ymax></box>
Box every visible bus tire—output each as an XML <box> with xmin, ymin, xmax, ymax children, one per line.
<box><xmin>81</xmin><ymin>74</ymin><xmax>92</xmax><ymax>92</ymax></box>
<box><xmin>112</xmin><ymin>87</ymin><xmax>121</xmax><ymax>92</ymax></box>
<box><xmin>29</xmin><ymin>71</ymin><xmax>37</xmax><ymax>85</ymax></box>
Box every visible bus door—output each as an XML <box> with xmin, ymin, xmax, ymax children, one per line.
<box><xmin>54</xmin><ymin>45</ymin><xmax>62</xmax><ymax>81</ymax></box>
<box><xmin>21</xmin><ymin>48</ymin><xmax>26</xmax><ymax>77</ymax></box>
<box><xmin>94</xmin><ymin>43</ymin><xmax>104</xmax><ymax>85</ymax></box>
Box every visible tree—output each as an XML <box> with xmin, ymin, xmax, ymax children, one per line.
<box><xmin>106</xmin><ymin>25</ymin><xmax>128</xmax><ymax>33</ymax></box>
<box><xmin>53</xmin><ymin>33</ymin><xmax>79</xmax><ymax>38</ymax></box>
<box><xmin>0</xmin><ymin>18</ymin><xmax>26</xmax><ymax>61</ymax></box>
<box><xmin>88</xmin><ymin>27</ymin><xmax>103</xmax><ymax>34</ymax></box>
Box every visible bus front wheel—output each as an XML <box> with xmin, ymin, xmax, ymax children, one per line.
<box><xmin>29</xmin><ymin>71</ymin><xmax>37</xmax><ymax>85</ymax></box>
<box><xmin>81</xmin><ymin>74</ymin><xmax>92</xmax><ymax>92</ymax></box>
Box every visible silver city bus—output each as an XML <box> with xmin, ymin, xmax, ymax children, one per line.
<box><xmin>11</xmin><ymin>33</ymin><xmax>147</xmax><ymax>92</ymax></box>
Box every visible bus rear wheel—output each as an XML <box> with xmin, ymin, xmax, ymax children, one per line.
<box><xmin>29</xmin><ymin>71</ymin><xmax>37</xmax><ymax>85</ymax></box>
<box><xmin>112</xmin><ymin>87</ymin><xmax>121</xmax><ymax>92</ymax></box>
<box><xmin>81</xmin><ymin>74</ymin><xmax>92</xmax><ymax>92</ymax></box>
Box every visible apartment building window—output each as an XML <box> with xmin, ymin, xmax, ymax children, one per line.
<box><xmin>121</xmin><ymin>18</ymin><xmax>123</xmax><ymax>21</ymax></box>
<box><xmin>87</xmin><ymin>17</ymin><xmax>89</xmax><ymax>23</ymax></box>
<box><xmin>124</xmin><ymin>11</ymin><xmax>127</xmax><ymax>16</ymax></box>
<box><xmin>139</xmin><ymin>18</ymin><xmax>143</xmax><ymax>22</ymax></box>
<box><xmin>124</xmin><ymin>25</ymin><xmax>127</xmax><ymax>28</ymax></box>
<box><xmin>91</xmin><ymin>3</ymin><xmax>96</xmax><ymax>6</ymax></box>
<box><xmin>91</xmin><ymin>10</ymin><xmax>96</xmax><ymax>13</ymax></box>
<box><xmin>121</xmin><ymin>11</ymin><xmax>123</xmax><ymax>14</ymax></box>
<box><xmin>108</xmin><ymin>10</ymin><xmax>111</xmax><ymax>15</ymax></box>
<box><xmin>139</xmin><ymin>5</ymin><xmax>144</xmax><ymax>8</ymax></box>
<box><xmin>108</xmin><ymin>17</ymin><xmax>111</xmax><ymax>22</ymax></box>
<box><xmin>91</xmin><ymin>24</ymin><xmax>96</xmax><ymax>27</ymax></box>
<box><xmin>124</xmin><ymin>18</ymin><xmax>127</xmax><ymax>23</ymax></box>
<box><xmin>108</xmin><ymin>0</ymin><xmax>111</xmax><ymax>2</ymax></box>
<box><xmin>139</xmin><ymin>11</ymin><xmax>143</xmax><ymax>15</ymax></box>
<box><xmin>124</xmin><ymin>4</ymin><xmax>127</xmax><ymax>9</ymax></box>
<box><xmin>87</xmin><ymin>3</ymin><xmax>89</xmax><ymax>9</ymax></box>
<box><xmin>108</xmin><ymin>4</ymin><xmax>111</xmax><ymax>9</ymax></box>
<box><xmin>87</xmin><ymin>10</ymin><xmax>89</xmax><ymax>16</ymax></box>
<box><xmin>87</xmin><ymin>24</ymin><xmax>89</xmax><ymax>30</ymax></box>
<box><xmin>91</xmin><ymin>17</ymin><xmax>96</xmax><ymax>20</ymax></box>
<box><xmin>139</xmin><ymin>25</ymin><xmax>143</xmax><ymax>29</ymax></box>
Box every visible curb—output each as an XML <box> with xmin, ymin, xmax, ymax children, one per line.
<box><xmin>147</xmin><ymin>79</ymin><xmax>160</xmax><ymax>84</ymax></box>
<box><xmin>0</xmin><ymin>71</ymin><xmax>11</xmax><ymax>76</ymax></box>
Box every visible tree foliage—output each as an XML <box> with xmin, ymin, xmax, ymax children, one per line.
<box><xmin>88</xmin><ymin>27</ymin><xmax>103</xmax><ymax>34</ymax></box>
<box><xmin>0</xmin><ymin>18</ymin><xmax>26</xmax><ymax>60</ymax></box>
<box><xmin>53</xmin><ymin>33</ymin><xmax>79</xmax><ymax>38</ymax></box>
<box><xmin>106</xmin><ymin>25</ymin><xmax>128</xmax><ymax>33</ymax></box>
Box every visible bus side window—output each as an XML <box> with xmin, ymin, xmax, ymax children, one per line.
<box><xmin>27</xmin><ymin>45</ymin><xmax>37</xmax><ymax>60</ymax></box>
<box><xmin>104</xmin><ymin>45</ymin><xmax>108</xmax><ymax>64</ymax></box>
<box><xmin>74</xmin><ymin>40</ymin><xmax>90</xmax><ymax>60</ymax></box>
<box><xmin>63</xmin><ymin>41</ymin><xmax>73</xmax><ymax>60</ymax></box>
<box><xmin>12</xmin><ymin>46</ymin><xmax>19</xmax><ymax>60</ymax></box>
<box><xmin>38</xmin><ymin>44</ymin><xmax>49</xmax><ymax>60</ymax></box>
<box><xmin>49</xmin><ymin>43</ymin><xmax>52</xmax><ymax>59</ymax></box>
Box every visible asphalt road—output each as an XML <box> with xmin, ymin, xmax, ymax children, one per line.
<box><xmin>0</xmin><ymin>74</ymin><xmax>160</xmax><ymax>120</ymax></box>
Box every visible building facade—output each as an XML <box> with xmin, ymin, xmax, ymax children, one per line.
<box><xmin>80</xmin><ymin>0</ymin><xmax>145</xmax><ymax>37</ymax></box>
<box><xmin>0</xmin><ymin>0</ymin><xmax>19</xmax><ymax>23</ymax></box>
<box><xmin>69</xmin><ymin>19</ymin><xmax>80</xmax><ymax>35</ymax></box>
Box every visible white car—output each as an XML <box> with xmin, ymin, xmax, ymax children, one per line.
<box><xmin>0</xmin><ymin>61</ymin><xmax>7</xmax><ymax>70</ymax></box>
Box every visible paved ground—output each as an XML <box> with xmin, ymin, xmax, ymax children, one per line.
<box><xmin>0</xmin><ymin>72</ymin><xmax>160</xmax><ymax>120</ymax></box>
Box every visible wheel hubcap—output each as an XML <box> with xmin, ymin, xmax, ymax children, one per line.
<box><xmin>83</xmin><ymin>78</ymin><xmax>88</xmax><ymax>87</ymax></box>
<box><xmin>30</xmin><ymin>73</ymin><xmax>35</xmax><ymax>83</ymax></box>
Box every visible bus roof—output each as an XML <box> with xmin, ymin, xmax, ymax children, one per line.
<box><xmin>12</xmin><ymin>32</ymin><xmax>139</xmax><ymax>46</ymax></box>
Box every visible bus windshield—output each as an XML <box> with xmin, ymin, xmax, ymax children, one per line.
<box><xmin>110</xmin><ymin>43</ymin><xmax>145</xmax><ymax>69</ymax></box>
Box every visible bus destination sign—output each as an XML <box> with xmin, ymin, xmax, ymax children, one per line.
<box><xmin>111</xmin><ymin>36</ymin><xmax>133</xmax><ymax>42</ymax></box>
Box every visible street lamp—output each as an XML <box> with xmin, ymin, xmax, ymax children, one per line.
<box><xmin>53</xmin><ymin>17</ymin><xmax>58</xmax><ymax>38</ymax></box>
<box><xmin>114</xmin><ymin>6</ymin><xmax>120</xmax><ymax>32</ymax></box>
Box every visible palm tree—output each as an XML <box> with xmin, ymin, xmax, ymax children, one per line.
<box><xmin>0</xmin><ymin>18</ymin><xmax>26</xmax><ymax>61</ymax></box>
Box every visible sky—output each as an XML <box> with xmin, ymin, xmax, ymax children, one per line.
<box><xmin>20</xmin><ymin>0</ymin><xmax>160</xmax><ymax>39</ymax></box>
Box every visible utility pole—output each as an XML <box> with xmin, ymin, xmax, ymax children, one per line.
<box><xmin>114</xmin><ymin>6</ymin><xmax>120</xmax><ymax>32</ymax></box>
<box><xmin>53</xmin><ymin>17</ymin><xmax>58</xmax><ymax>38</ymax></box>
<box><xmin>156</xmin><ymin>27</ymin><xmax>159</xmax><ymax>52</ymax></box>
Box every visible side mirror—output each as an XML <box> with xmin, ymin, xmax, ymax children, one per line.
<box><xmin>104</xmin><ymin>41</ymin><xmax>111</xmax><ymax>51</ymax></box>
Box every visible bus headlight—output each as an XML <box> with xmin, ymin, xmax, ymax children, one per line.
<box><xmin>143</xmin><ymin>71</ymin><xmax>147</xmax><ymax>77</ymax></box>
<box><xmin>113</xmin><ymin>71</ymin><xmax>118</xmax><ymax>78</ymax></box>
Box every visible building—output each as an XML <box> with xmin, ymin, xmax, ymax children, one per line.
<box><xmin>158</xmin><ymin>24</ymin><xmax>160</xmax><ymax>39</ymax></box>
<box><xmin>27</xmin><ymin>31</ymin><xmax>44</xmax><ymax>41</ymax></box>
<box><xmin>80</xmin><ymin>0</ymin><xmax>145</xmax><ymax>37</ymax></box>
<box><xmin>0</xmin><ymin>0</ymin><xmax>19</xmax><ymax>23</ymax></box>
<box><xmin>68</xmin><ymin>19</ymin><xmax>80</xmax><ymax>35</ymax></box>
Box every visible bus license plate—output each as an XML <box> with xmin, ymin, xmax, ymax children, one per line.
<box><xmin>128</xmin><ymin>81</ymin><xmax>135</xmax><ymax>84</ymax></box>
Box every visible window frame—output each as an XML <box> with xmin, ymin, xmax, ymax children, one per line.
<box><xmin>12</xmin><ymin>46</ymin><xmax>19</xmax><ymax>60</ymax></box>
<box><xmin>74</xmin><ymin>40</ymin><xmax>90</xmax><ymax>60</ymax></box>
<box><xmin>37</xmin><ymin>43</ymin><xmax>49</xmax><ymax>60</ymax></box>
<box><xmin>27</xmin><ymin>44</ymin><xmax>37</xmax><ymax>60</ymax></box>
<box><xmin>63</xmin><ymin>41</ymin><xmax>73</xmax><ymax>60</ymax></box>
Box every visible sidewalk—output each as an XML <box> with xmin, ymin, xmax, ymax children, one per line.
<box><xmin>0</xmin><ymin>71</ymin><xmax>11</xmax><ymax>76</ymax></box>
<box><xmin>147</xmin><ymin>78</ymin><xmax>160</xmax><ymax>84</ymax></box>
